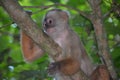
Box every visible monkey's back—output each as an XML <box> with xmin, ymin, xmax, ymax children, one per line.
<box><xmin>66</xmin><ymin>29</ymin><xmax>94</xmax><ymax>76</ymax></box>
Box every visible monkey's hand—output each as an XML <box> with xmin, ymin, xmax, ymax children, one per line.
<box><xmin>47</xmin><ymin>62</ymin><xmax>60</xmax><ymax>76</ymax></box>
<box><xmin>47</xmin><ymin>58</ymin><xmax>80</xmax><ymax>76</ymax></box>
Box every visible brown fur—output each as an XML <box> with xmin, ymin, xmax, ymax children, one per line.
<box><xmin>21</xmin><ymin>31</ymin><xmax>44</xmax><ymax>62</ymax></box>
<box><xmin>90</xmin><ymin>65</ymin><xmax>110</xmax><ymax>80</ymax></box>
<box><xmin>58</xmin><ymin>58</ymin><xmax>80</xmax><ymax>75</ymax></box>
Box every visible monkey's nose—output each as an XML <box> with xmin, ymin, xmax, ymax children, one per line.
<box><xmin>43</xmin><ymin>21</ymin><xmax>48</xmax><ymax>27</ymax></box>
<box><xmin>43</xmin><ymin>23</ymin><xmax>47</xmax><ymax>32</ymax></box>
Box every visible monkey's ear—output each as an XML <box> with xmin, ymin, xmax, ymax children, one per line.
<box><xmin>21</xmin><ymin>31</ymin><xmax>44</xmax><ymax>62</ymax></box>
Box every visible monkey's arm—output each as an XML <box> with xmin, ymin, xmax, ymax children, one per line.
<box><xmin>21</xmin><ymin>31</ymin><xmax>44</xmax><ymax>62</ymax></box>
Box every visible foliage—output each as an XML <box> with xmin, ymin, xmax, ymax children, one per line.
<box><xmin>0</xmin><ymin>0</ymin><xmax>120</xmax><ymax>80</ymax></box>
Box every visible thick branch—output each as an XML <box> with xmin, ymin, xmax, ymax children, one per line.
<box><xmin>0</xmin><ymin>0</ymin><xmax>62</xmax><ymax>60</ymax></box>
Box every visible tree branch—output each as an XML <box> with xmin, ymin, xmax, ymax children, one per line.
<box><xmin>22</xmin><ymin>3</ymin><xmax>91</xmax><ymax>20</ymax></box>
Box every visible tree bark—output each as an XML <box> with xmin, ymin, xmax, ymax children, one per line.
<box><xmin>87</xmin><ymin>0</ymin><xmax>117</xmax><ymax>79</ymax></box>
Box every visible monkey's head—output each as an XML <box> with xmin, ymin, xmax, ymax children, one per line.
<box><xmin>43</xmin><ymin>9</ymin><xmax>69</xmax><ymax>35</ymax></box>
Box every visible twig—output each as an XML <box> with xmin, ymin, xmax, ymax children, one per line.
<box><xmin>103</xmin><ymin>9</ymin><xmax>113</xmax><ymax>19</ymax></box>
<box><xmin>22</xmin><ymin>3</ymin><xmax>91</xmax><ymax>20</ymax></box>
<box><xmin>0</xmin><ymin>22</ymin><xmax>13</xmax><ymax>29</ymax></box>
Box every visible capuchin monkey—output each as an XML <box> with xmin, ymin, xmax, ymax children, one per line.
<box><xmin>21</xmin><ymin>9</ymin><xmax>110</xmax><ymax>80</ymax></box>
<box><xmin>42</xmin><ymin>9</ymin><xmax>93</xmax><ymax>76</ymax></box>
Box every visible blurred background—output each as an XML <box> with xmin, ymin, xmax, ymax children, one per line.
<box><xmin>0</xmin><ymin>0</ymin><xmax>120</xmax><ymax>80</ymax></box>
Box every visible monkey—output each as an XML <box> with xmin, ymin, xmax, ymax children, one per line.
<box><xmin>21</xmin><ymin>9</ymin><xmax>110</xmax><ymax>80</ymax></box>
<box><xmin>43</xmin><ymin>9</ymin><xmax>110</xmax><ymax>80</ymax></box>
<box><xmin>42</xmin><ymin>9</ymin><xmax>94</xmax><ymax>76</ymax></box>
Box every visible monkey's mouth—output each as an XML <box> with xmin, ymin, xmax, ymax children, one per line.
<box><xmin>43</xmin><ymin>22</ymin><xmax>56</xmax><ymax>34</ymax></box>
<box><xmin>43</xmin><ymin>23</ymin><xmax>51</xmax><ymax>33</ymax></box>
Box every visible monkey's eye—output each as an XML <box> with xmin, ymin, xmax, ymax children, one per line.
<box><xmin>46</xmin><ymin>18</ymin><xmax>53</xmax><ymax>24</ymax></box>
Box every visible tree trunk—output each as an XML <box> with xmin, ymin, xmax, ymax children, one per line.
<box><xmin>87</xmin><ymin>0</ymin><xmax>117</xmax><ymax>79</ymax></box>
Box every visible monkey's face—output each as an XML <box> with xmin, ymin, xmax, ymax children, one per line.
<box><xmin>43</xmin><ymin>16</ymin><xmax>56</xmax><ymax>32</ymax></box>
<box><xmin>43</xmin><ymin>9</ymin><xmax>69</xmax><ymax>34</ymax></box>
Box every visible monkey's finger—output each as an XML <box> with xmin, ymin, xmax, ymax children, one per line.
<box><xmin>47</xmin><ymin>62</ymin><xmax>59</xmax><ymax>76</ymax></box>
